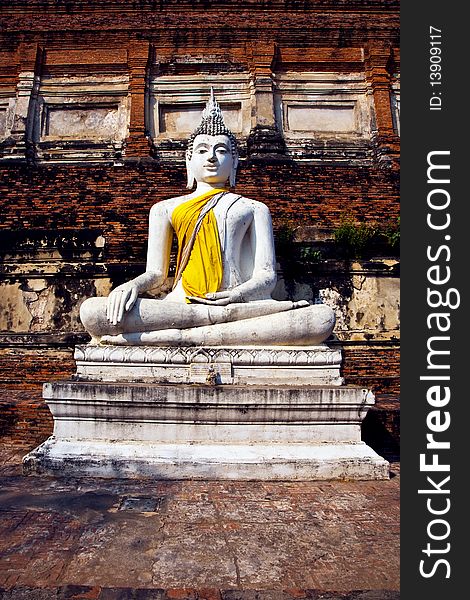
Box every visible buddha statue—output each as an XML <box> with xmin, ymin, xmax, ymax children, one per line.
<box><xmin>80</xmin><ymin>90</ymin><xmax>335</xmax><ymax>346</ymax></box>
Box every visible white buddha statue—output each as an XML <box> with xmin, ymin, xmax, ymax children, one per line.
<box><xmin>80</xmin><ymin>91</ymin><xmax>335</xmax><ymax>346</ymax></box>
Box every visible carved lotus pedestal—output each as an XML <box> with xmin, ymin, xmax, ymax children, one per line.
<box><xmin>23</xmin><ymin>344</ymin><xmax>389</xmax><ymax>480</ymax></box>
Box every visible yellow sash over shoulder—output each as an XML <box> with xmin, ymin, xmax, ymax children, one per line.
<box><xmin>171</xmin><ymin>189</ymin><xmax>227</xmax><ymax>299</ymax></box>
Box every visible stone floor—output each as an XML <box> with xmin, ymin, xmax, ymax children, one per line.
<box><xmin>0</xmin><ymin>445</ymin><xmax>400</xmax><ymax>600</ymax></box>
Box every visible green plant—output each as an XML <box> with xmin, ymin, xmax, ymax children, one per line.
<box><xmin>333</xmin><ymin>214</ymin><xmax>400</xmax><ymax>258</ymax></box>
<box><xmin>276</xmin><ymin>225</ymin><xmax>322</xmax><ymax>265</ymax></box>
<box><xmin>382</xmin><ymin>216</ymin><xmax>400</xmax><ymax>250</ymax></box>
<box><xmin>274</xmin><ymin>225</ymin><xmax>323</xmax><ymax>297</ymax></box>
<box><xmin>333</xmin><ymin>218</ymin><xmax>377</xmax><ymax>258</ymax></box>
<box><xmin>299</xmin><ymin>246</ymin><xmax>323</xmax><ymax>264</ymax></box>
<box><xmin>275</xmin><ymin>224</ymin><xmax>297</xmax><ymax>249</ymax></box>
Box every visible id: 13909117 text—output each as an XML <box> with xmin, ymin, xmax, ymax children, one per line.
<box><xmin>429</xmin><ymin>26</ymin><xmax>443</xmax><ymax>111</ymax></box>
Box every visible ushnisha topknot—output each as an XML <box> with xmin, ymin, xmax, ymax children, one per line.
<box><xmin>186</xmin><ymin>88</ymin><xmax>238</xmax><ymax>161</ymax></box>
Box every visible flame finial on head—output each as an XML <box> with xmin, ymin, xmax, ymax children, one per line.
<box><xmin>201</xmin><ymin>87</ymin><xmax>220</xmax><ymax>121</ymax></box>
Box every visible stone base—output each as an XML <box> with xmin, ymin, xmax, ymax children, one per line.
<box><xmin>23</xmin><ymin>379</ymin><xmax>389</xmax><ymax>480</ymax></box>
<box><xmin>74</xmin><ymin>343</ymin><xmax>344</xmax><ymax>386</ymax></box>
<box><xmin>24</xmin><ymin>439</ymin><xmax>389</xmax><ymax>480</ymax></box>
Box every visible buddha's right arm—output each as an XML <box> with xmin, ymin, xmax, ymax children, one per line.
<box><xmin>106</xmin><ymin>202</ymin><xmax>173</xmax><ymax>324</ymax></box>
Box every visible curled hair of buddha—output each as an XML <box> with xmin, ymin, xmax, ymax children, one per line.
<box><xmin>186</xmin><ymin>88</ymin><xmax>239</xmax><ymax>165</ymax></box>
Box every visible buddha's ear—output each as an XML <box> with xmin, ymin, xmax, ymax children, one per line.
<box><xmin>229</xmin><ymin>153</ymin><xmax>239</xmax><ymax>188</ymax></box>
<box><xmin>185</xmin><ymin>151</ymin><xmax>195</xmax><ymax>189</ymax></box>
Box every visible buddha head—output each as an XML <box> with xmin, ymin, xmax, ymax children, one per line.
<box><xmin>186</xmin><ymin>89</ymin><xmax>239</xmax><ymax>189</ymax></box>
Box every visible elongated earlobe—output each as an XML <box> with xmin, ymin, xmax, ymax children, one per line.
<box><xmin>186</xmin><ymin>152</ymin><xmax>195</xmax><ymax>189</ymax></box>
<box><xmin>229</xmin><ymin>155</ymin><xmax>239</xmax><ymax>187</ymax></box>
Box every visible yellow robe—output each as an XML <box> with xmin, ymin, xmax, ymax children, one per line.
<box><xmin>171</xmin><ymin>189</ymin><xmax>227</xmax><ymax>299</ymax></box>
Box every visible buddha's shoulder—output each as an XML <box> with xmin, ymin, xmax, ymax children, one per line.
<box><xmin>227</xmin><ymin>193</ymin><xmax>270</xmax><ymax>210</ymax></box>
<box><xmin>236</xmin><ymin>198</ymin><xmax>272</xmax><ymax>216</ymax></box>
<box><xmin>149</xmin><ymin>195</ymin><xmax>192</xmax><ymax>214</ymax></box>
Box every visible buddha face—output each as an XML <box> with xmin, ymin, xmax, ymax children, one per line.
<box><xmin>187</xmin><ymin>134</ymin><xmax>236</xmax><ymax>187</ymax></box>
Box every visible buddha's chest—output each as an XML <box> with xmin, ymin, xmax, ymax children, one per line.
<box><xmin>212</xmin><ymin>199</ymin><xmax>253</xmax><ymax>253</ymax></box>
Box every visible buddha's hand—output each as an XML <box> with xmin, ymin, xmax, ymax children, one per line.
<box><xmin>187</xmin><ymin>290</ymin><xmax>244</xmax><ymax>306</ymax></box>
<box><xmin>106</xmin><ymin>283</ymin><xmax>139</xmax><ymax>325</ymax></box>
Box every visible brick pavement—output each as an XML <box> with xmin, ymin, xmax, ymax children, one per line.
<box><xmin>0</xmin><ymin>446</ymin><xmax>399</xmax><ymax>600</ymax></box>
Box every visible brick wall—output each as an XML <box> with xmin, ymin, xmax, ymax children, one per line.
<box><xmin>341</xmin><ymin>344</ymin><xmax>400</xmax><ymax>396</ymax></box>
<box><xmin>3</xmin><ymin>1</ymin><xmax>400</xmax><ymax>43</ymax></box>
<box><xmin>0</xmin><ymin>347</ymin><xmax>75</xmax><ymax>448</ymax></box>
<box><xmin>0</xmin><ymin>163</ymin><xmax>399</xmax><ymax>256</ymax></box>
